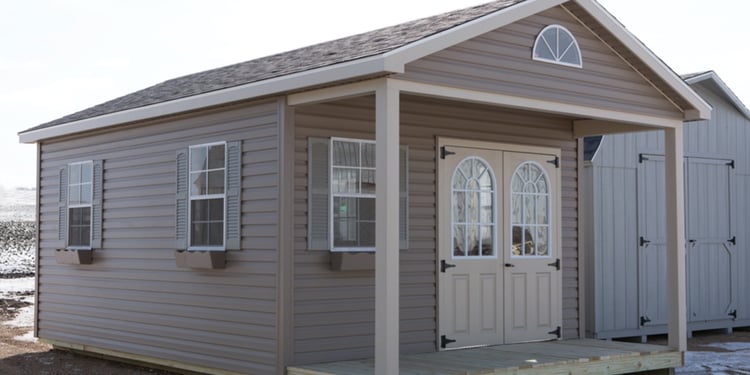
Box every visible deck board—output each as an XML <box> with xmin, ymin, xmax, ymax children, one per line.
<box><xmin>287</xmin><ymin>339</ymin><xmax>682</xmax><ymax>375</ymax></box>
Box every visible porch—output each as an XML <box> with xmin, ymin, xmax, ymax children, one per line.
<box><xmin>287</xmin><ymin>339</ymin><xmax>681</xmax><ymax>375</ymax></box>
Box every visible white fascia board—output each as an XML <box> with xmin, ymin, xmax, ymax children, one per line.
<box><xmin>684</xmin><ymin>71</ymin><xmax>750</xmax><ymax>121</ymax></box>
<box><xmin>393</xmin><ymin>79</ymin><xmax>683</xmax><ymax>129</ymax></box>
<box><xmin>574</xmin><ymin>0</ymin><xmax>711</xmax><ymax>121</ymax></box>
<box><xmin>383</xmin><ymin>0</ymin><xmax>567</xmax><ymax>67</ymax></box>
<box><xmin>19</xmin><ymin>56</ymin><xmax>402</xmax><ymax>144</ymax></box>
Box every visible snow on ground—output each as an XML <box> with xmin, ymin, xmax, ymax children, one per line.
<box><xmin>680</xmin><ymin>349</ymin><xmax>750</xmax><ymax>374</ymax></box>
<box><xmin>1</xmin><ymin>186</ymin><xmax>36</xmax><ymax>277</ymax></box>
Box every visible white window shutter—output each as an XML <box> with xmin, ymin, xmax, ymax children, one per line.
<box><xmin>225</xmin><ymin>141</ymin><xmax>242</xmax><ymax>250</ymax></box>
<box><xmin>91</xmin><ymin>160</ymin><xmax>104</xmax><ymax>249</ymax></box>
<box><xmin>57</xmin><ymin>166</ymin><xmax>68</xmax><ymax>248</ymax></box>
<box><xmin>399</xmin><ymin>145</ymin><xmax>409</xmax><ymax>250</ymax></box>
<box><xmin>308</xmin><ymin>138</ymin><xmax>330</xmax><ymax>250</ymax></box>
<box><xmin>175</xmin><ymin>148</ymin><xmax>189</xmax><ymax>250</ymax></box>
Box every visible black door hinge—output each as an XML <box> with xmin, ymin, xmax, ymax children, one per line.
<box><xmin>441</xmin><ymin>335</ymin><xmax>456</xmax><ymax>348</ymax></box>
<box><xmin>547</xmin><ymin>258</ymin><xmax>560</xmax><ymax>271</ymax></box>
<box><xmin>727</xmin><ymin>160</ymin><xmax>735</xmax><ymax>169</ymax></box>
<box><xmin>639</xmin><ymin>154</ymin><xmax>649</xmax><ymax>163</ymax></box>
<box><xmin>640</xmin><ymin>316</ymin><xmax>651</xmax><ymax>326</ymax></box>
<box><xmin>729</xmin><ymin>310</ymin><xmax>737</xmax><ymax>320</ymax></box>
<box><xmin>728</xmin><ymin>236</ymin><xmax>736</xmax><ymax>245</ymax></box>
<box><xmin>548</xmin><ymin>326</ymin><xmax>561</xmax><ymax>338</ymax></box>
<box><xmin>640</xmin><ymin>236</ymin><xmax>651</xmax><ymax>247</ymax></box>
<box><xmin>441</xmin><ymin>259</ymin><xmax>456</xmax><ymax>273</ymax></box>
<box><xmin>547</xmin><ymin>156</ymin><xmax>560</xmax><ymax>168</ymax></box>
<box><xmin>440</xmin><ymin>146</ymin><xmax>456</xmax><ymax>159</ymax></box>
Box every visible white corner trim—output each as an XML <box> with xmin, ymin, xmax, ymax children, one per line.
<box><xmin>684</xmin><ymin>71</ymin><xmax>750</xmax><ymax>121</ymax></box>
<box><xmin>383</xmin><ymin>0</ymin><xmax>566</xmax><ymax>68</ymax></box>
<box><xmin>19</xmin><ymin>56</ymin><xmax>402</xmax><ymax>144</ymax></box>
<box><xmin>574</xmin><ymin>0</ymin><xmax>711</xmax><ymax>121</ymax></box>
<box><xmin>393</xmin><ymin>79</ymin><xmax>684</xmax><ymax>129</ymax></box>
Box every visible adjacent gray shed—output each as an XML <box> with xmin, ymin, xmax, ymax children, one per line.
<box><xmin>583</xmin><ymin>71</ymin><xmax>750</xmax><ymax>339</ymax></box>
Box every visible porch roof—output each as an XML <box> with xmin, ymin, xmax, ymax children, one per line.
<box><xmin>20</xmin><ymin>0</ymin><xmax>710</xmax><ymax>143</ymax></box>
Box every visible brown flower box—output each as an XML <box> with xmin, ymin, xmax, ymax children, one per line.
<box><xmin>175</xmin><ymin>250</ymin><xmax>226</xmax><ymax>269</ymax></box>
<box><xmin>330</xmin><ymin>252</ymin><xmax>375</xmax><ymax>271</ymax></box>
<box><xmin>55</xmin><ymin>249</ymin><xmax>93</xmax><ymax>265</ymax></box>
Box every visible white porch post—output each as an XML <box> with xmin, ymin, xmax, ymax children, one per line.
<box><xmin>375</xmin><ymin>79</ymin><xmax>400</xmax><ymax>374</ymax></box>
<box><xmin>664</xmin><ymin>126</ymin><xmax>687</xmax><ymax>351</ymax></box>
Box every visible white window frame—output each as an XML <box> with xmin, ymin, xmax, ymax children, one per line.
<box><xmin>329</xmin><ymin>137</ymin><xmax>376</xmax><ymax>252</ymax></box>
<box><xmin>509</xmin><ymin>161</ymin><xmax>553</xmax><ymax>259</ymax></box>
<box><xmin>532</xmin><ymin>24</ymin><xmax>583</xmax><ymax>68</ymax></box>
<box><xmin>451</xmin><ymin>156</ymin><xmax>498</xmax><ymax>259</ymax></box>
<box><xmin>67</xmin><ymin>160</ymin><xmax>94</xmax><ymax>250</ymax></box>
<box><xmin>188</xmin><ymin>141</ymin><xmax>227</xmax><ymax>251</ymax></box>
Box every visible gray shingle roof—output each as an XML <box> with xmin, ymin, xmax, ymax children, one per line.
<box><xmin>26</xmin><ymin>0</ymin><xmax>524</xmax><ymax>133</ymax></box>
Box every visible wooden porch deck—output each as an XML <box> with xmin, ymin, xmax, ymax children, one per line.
<box><xmin>287</xmin><ymin>339</ymin><xmax>682</xmax><ymax>375</ymax></box>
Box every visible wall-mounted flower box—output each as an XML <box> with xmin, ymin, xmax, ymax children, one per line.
<box><xmin>55</xmin><ymin>249</ymin><xmax>93</xmax><ymax>265</ymax></box>
<box><xmin>175</xmin><ymin>250</ymin><xmax>226</xmax><ymax>269</ymax></box>
<box><xmin>330</xmin><ymin>252</ymin><xmax>375</xmax><ymax>271</ymax></box>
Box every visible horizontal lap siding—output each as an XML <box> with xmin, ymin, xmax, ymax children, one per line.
<box><xmin>37</xmin><ymin>101</ymin><xmax>281</xmax><ymax>374</ymax></box>
<box><xmin>400</xmin><ymin>6</ymin><xmax>680</xmax><ymax>119</ymax></box>
<box><xmin>292</xmin><ymin>95</ymin><xmax>578</xmax><ymax>365</ymax></box>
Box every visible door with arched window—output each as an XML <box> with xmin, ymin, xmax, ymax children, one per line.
<box><xmin>438</xmin><ymin>139</ymin><xmax>562</xmax><ymax>350</ymax></box>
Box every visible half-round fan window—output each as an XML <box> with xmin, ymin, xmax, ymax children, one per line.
<box><xmin>532</xmin><ymin>24</ymin><xmax>582</xmax><ymax>68</ymax></box>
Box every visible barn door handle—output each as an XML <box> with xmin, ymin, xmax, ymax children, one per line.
<box><xmin>640</xmin><ymin>236</ymin><xmax>651</xmax><ymax>247</ymax></box>
<box><xmin>547</xmin><ymin>258</ymin><xmax>560</xmax><ymax>271</ymax></box>
<box><xmin>688</xmin><ymin>239</ymin><xmax>697</xmax><ymax>247</ymax></box>
<box><xmin>441</xmin><ymin>260</ymin><xmax>456</xmax><ymax>273</ymax></box>
<box><xmin>504</xmin><ymin>263</ymin><xmax>515</xmax><ymax>268</ymax></box>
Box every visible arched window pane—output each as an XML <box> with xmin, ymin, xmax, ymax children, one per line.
<box><xmin>511</xmin><ymin>161</ymin><xmax>551</xmax><ymax>257</ymax></box>
<box><xmin>452</xmin><ymin>157</ymin><xmax>495</xmax><ymax>257</ymax></box>
<box><xmin>533</xmin><ymin>24</ymin><xmax>582</xmax><ymax>68</ymax></box>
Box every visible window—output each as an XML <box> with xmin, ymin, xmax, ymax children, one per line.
<box><xmin>57</xmin><ymin>160</ymin><xmax>102</xmax><ymax>250</ymax></box>
<box><xmin>308</xmin><ymin>137</ymin><xmax>408</xmax><ymax>252</ymax></box>
<box><xmin>67</xmin><ymin>161</ymin><xmax>93</xmax><ymax>248</ymax></box>
<box><xmin>510</xmin><ymin>162</ymin><xmax>551</xmax><ymax>257</ymax></box>
<box><xmin>189</xmin><ymin>143</ymin><xmax>226</xmax><ymax>249</ymax></box>
<box><xmin>532</xmin><ymin>24</ymin><xmax>582</xmax><ymax>68</ymax></box>
<box><xmin>175</xmin><ymin>141</ymin><xmax>242</xmax><ymax>251</ymax></box>
<box><xmin>452</xmin><ymin>157</ymin><xmax>496</xmax><ymax>257</ymax></box>
<box><xmin>331</xmin><ymin>139</ymin><xmax>376</xmax><ymax>250</ymax></box>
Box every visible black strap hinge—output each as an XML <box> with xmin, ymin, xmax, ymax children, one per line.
<box><xmin>547</xmin><ymin>156</ymin><xmax>560</xmax><ymax>168</ymax></box>
<box><xmin>548</xmin><ymin>326</ymin><xmax>561</xmax><ymax>338</ymax></box>
<box><xmin>729</xmin><ymin>310</ymin><xmax>737</xmax><ymax>320</ymax></box>
<box><xmin>727</xmin><ymin>160</ymin><xmax>735</xmax><ymax>169</ymax></box>
<box><xmin>440</xmin><ymin>259</ymin><xmax>456</xmax><ymax>273</ymax></box>
<box><xmin>639</xmin><ymin>154</ymin><xmax>649</xmax><ymax>163</ymax></box>
<box><xmin>640</xmin><ymin>236</ymin><xmax>651</xmax><ymax>247</ymax></box>
<box><xmin>440</xmin><ymin>146</ymin><xmax>456</xmax><ymax>159</ymax></box>
<box><xmin>441</xmin><ymin>335</ymin><xmax>456</xmax><ymax>348</ymax></box>
<box><xmin>728</xmin><ymin>236</ymin><xmax>736</xmax><ymax>245</ymax></box>
<box><xmin>640</xmin><ymin>316</ymin><xmax>651</xmax><ymax>326</ymax></box>
<box><xmin>547</xmin><ymin>258</ymin><xmax>560</xmax><ymax>271</ymax></box>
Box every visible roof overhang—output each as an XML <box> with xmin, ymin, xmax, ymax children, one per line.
<box><xmin>684</xmin><ymin>71</ymin><xmax>750</xmax><ymax>121</ymax></box>
<box><xmin>20</xmin><ymin>0</ymin><xmax>712</xmax><ymax>143</ymax></box>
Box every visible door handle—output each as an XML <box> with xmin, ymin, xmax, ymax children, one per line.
<box><xmin>688</xmin><ymin>239</ymin><xmax>697</xmax><ymax>247</ymax></box>
<box><xmin>504</xmin><ymin>263</ymin><xmax>515</xmax><ymax>268</ymax></box>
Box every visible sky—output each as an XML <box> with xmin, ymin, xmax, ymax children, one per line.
<box><xmin>2</xmin><ymin>0</ymin><xmax>748</xmax><ymax>190</ymax></box>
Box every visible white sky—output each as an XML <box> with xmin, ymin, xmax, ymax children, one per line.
<box><xmin>2</xmin><ymin>0</ymin><xmax>748</xmax><ymax>189</ymax></box>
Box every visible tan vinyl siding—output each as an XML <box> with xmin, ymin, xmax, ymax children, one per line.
<box><xmin>399</xmin><ymin>6</ymin><xmax>681</xmax><ymax>119</ymax></box>
<box><xmin>37</xmin><ymin>100</ymin><xmax>281</xmax><ymax>375</ymax></box>
<box><xmin>292</xmin><ymin>94</ymin><xmax>579</xmax><ymax>365</ymax></box>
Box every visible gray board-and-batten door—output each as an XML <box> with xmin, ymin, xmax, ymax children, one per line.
<box><xmin>637</xmin><ymin>154</ymin><xmax>737</xmax><ymax>327</ymax></box>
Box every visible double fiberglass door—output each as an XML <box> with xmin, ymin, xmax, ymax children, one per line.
<box><xmin>438</xmin><ymin>143</ymin><xmax>562</xmax><ymax>350</ymax></box>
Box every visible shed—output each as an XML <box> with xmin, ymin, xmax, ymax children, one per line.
<box><xmin>582</xmin><ymin>71</ymin><xmax>750</xmax><ymax>339</ymax></box>
<box><xmin>19</xmin><ymin>1</ymin><xmax>710</xmax><ymax>374</ymax></box>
